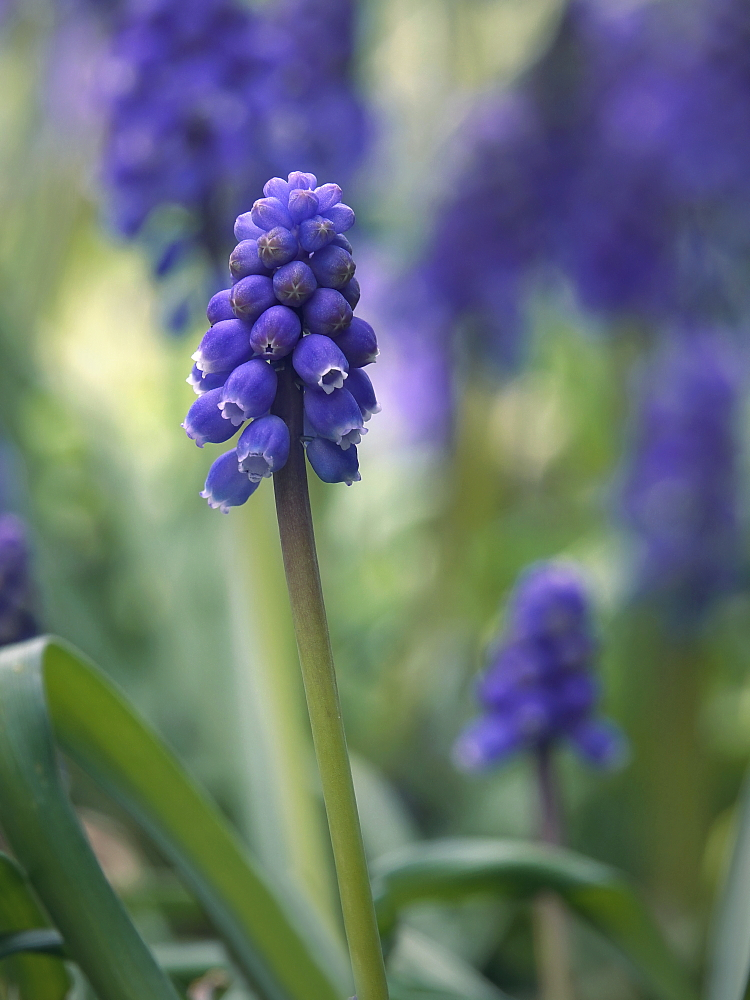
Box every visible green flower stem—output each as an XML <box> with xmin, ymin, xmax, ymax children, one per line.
<box><xmin>271</xmin><ymin>364</ymin><xmax>389</xmax><ymax>1000</ymax></box>
<box><xmin>533</xmin><ymin>745</ymin><xmax>574</xmax><ymax>1000</ymax></box>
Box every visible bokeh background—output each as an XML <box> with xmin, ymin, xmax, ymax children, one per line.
<box><xmin>2</xmin><ymin>0</ymin><xmax>750</xmax><ymax>996</ymax></box>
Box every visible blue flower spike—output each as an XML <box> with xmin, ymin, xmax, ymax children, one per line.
<box><xmin>454</xmin><ymin>561</ymin><xmax>626</xmax><ymax>771</ymax></box>
<box><xmin>185</xmin><ymin>172</ymin><xmax>380</xmax><ymax>510</ymax></box>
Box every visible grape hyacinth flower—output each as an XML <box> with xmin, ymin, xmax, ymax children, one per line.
<box><xmin>0</xmin><ymin>514</ymin><xmax>38</xmax><ymax>647</ymax></box>
<box><xmin>618</xmin><ymin>330</ymin><xmax>741</xmax><ymax>619</ymax></box>
<box><xmin>185</xmin><ymin>172</ymin><xmax>379</xmax><ymax>511</ymax></box>
<box><xmin>454</xmin><ymin>561</ymin><xmax>624</xmax><ymax>771</ymax></box>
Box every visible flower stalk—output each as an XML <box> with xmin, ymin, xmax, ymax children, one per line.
<box><xmin>271</xmin><ymin>363</ymin><xmax>389</xmax><ymax>1000</ymax></box>
<box><xmin>533</xmin><ymin>744</ymin><xmax>574</xmax><ymax>1000</ymax></box>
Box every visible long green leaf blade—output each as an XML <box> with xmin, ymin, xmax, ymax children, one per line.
<box><xmin>0</xmin><ymin>644</ymin><xmax>181</xmax><ymax>1000</ymax></box>
<box><xmin>372</xmin><ymin>838</ymin><xmax>695</xmax><ymax>1000</ymax></box>
<box><xmin>707</xmin><ymin>774</ymin><xmax>750</xmax><ymax>1000</ymax></box>
<box><xmin>0</xmin><ymin>853</ymin><xmax>69</xmax><ymax>1000</ymax></box>
<box><xmin>36</xmin><ymin>635</ymin><xmax>346</xmax><ymax>1000</ymax></box>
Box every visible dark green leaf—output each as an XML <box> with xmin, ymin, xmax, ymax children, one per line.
<box><xmin>372</xmin><ymin>838</ymin><xmax>695</xmax><ymax>1000</ymax></box>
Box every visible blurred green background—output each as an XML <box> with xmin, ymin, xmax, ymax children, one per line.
<box><xmin>2</xmin><ymin>1</ymin><xmax>748</xmax><ymax>997</ymax></box>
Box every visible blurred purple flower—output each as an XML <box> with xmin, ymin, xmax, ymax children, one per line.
<box><xmin>618</xmin><ymin>329</ymin><xmax>742</xmax><ymax>618</ymax></box>
<box><xmin>455</xmin><ymin>561</ymin><xmax>625</xmax><ymax>770</ymax></box>
<box><xmin>0</xmin><ymin>514</ymin><xmax>38</xmax><ymax>647</ymax></box>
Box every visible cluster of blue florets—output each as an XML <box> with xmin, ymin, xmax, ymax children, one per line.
<box><xmin>454</xmin><ymin>562</ymin><xmax>624</xmax><ymax>770</ymax></box>
<box><xmin>183</xmin><ymin>171</ymin><xmax>379</xmax><ymax>513</ymax></box>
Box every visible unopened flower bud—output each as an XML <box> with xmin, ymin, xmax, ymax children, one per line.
<box><xmin>234</xmin><ymin>214</ymin><xmax>265</xmax><ymax>242</ymax></box>
<box><xmin>207</xmin><ymin>288</ymin><xmax>234</xmax><ymax>325</ymax></box>
<box><xmin>340</xmin><ymin>277</ymin><xmax>360</xmax><ymax>309</ymax></box>
<box><xmin>229</xmin><ymin>240</ymin><xmax>272</xmax><ymax>281</ymax></box>
<box><xmin>288</xmin><ymin>188</ymin><xmax>319</xmax><ymax>223</ymax></box>
<box><xmin>273</xmin><ymin>260</ymin><xmax>317</xmax><ymax>307</ymax></box>
<box><xmin>288</xmin><ymin>170</ymin><xmax>317</xmax><ymax>190</ymax></box>
<box><xmin>251</xmin><ymin>196</ymin><xmax>293</xmax><ymax>231</ymax></box>
<box><xmin>335</xmin><ymin>317</ymin><xmax>378</xmax><ymax>366</ymax></box>
<box><xmin>323</xmin><ymin>203</ymin><xmax>355</xmax><ymax>232</ymax></box>
<box><xmin>298</xmin><ymin>215</ymin><xmax>337</xmax><ymax>252</ymax></box>
<box><xmin>230</xmin><ymin>275</ymin><xmax>277</xmax><ymax>323</ymax></box>
<box><xmin>309</xmin><ymin>245</ymin><xmax>356</xmax><ymax>289</ymax></box>
<box><xmin>257</xmin><ymin>226</ymin><xmax>299</xmax><ymax>268</ymax></box>
<box><xmin>314</xmin><ymin>184</ymin><xmax>343</xmax><ymax>213</ymax></box>
<box><xmin>303</xmin><ymin>288</ymin><xmax>353</xmax><ymax>336</ymax></box>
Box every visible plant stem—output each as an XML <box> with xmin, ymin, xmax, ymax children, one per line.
<box><xmin>533</xmin><ymin>744</ymin><xmax>574</xmax><ymax>1000</ymax></box>
<box><xmin>271</xmin><ymin>364</ymin><xmax>389</xmax><ymax>1000</ymax></box>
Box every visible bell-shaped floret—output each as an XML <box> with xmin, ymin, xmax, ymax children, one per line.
<box><xmin>273</xmin><ymin>261</ymin><xmax>317</xmax><ymax>307</ymax></box>
<box><xmin>187</xmin><ymin>364</ymin><xmax>232</xmax><ymax>396</ymax></box>
<box><xmin>207</xmin><ymin>289</ymin><xmax>234</xmax><ymax>325</ymax></box>
<box><xmin>293</xmin><ymin>334</ymin><xmax>349</xmax><ymax>394</ymax></box>
<box><xmin>219</xmin><ymin>360</ymin><xmax>278</xmax><ymax>426</ymax></box>
<box><xmin>192</xmin><ymin>319</ymin><xmax>252</xmax><ymax>374</ymax></box>
<box><xmin>298</xmin><ymin>216</ymin><xmax>337</xmax><ymax>253</ymax></box>
<box><xmin>309</xmin><ymin>245</ymin><xmax>355</xmax><ymax>289</ymax></box>
<box><xmin>201</xmin><ymin>449</ymin><xmax>259</xmax><ymax>513</ymax></box>
<box><xmin>304</xmin><ymin>385</ymin><xmax>366</xmax><ymax>450</ymax></box>
<box><xmin>229</xmin><ymin>240</ymin><xmax>272</xmax><ymax>281</ymax></box>
<box><xmin>257</xmin><ymin>227</ymin><xmax>299</xmax><ymax>268</ymax></box>
<box><xmin>345</xmin><ymin>368</ymin><xmax>380</xmax><ymax>420</ymax></box>
<box><xmin>230</xmin><ymin>275</ymin><xmax>277</xmax><ymax>323</ymax></box>
<box><xmin>237</xmin><ymin>415</ymin><xmax>290</xmax><ymax>481</ymax></box>
<box><xmin>183</xmin><ymin>388</ymin><xmax>240</xmax><ymax>447</ymax></box>
<box><xmin>303</xmin><ymin>288</ymin><xmax>353</xmax><ymax>337</ymax></box>
<box><xmin>305</xmin><ymin>437</ymin><xmax>360</xmax><ymax>485</ymax></box>
<box><xmin>335</xmin><ymin>317</ymin><xmax>378</xmax><ymax>366</ymax></box>
<box><xmin>249</xmin><ymin>305</ymin><xmax>302</xmax><ymax>360</ymax></box>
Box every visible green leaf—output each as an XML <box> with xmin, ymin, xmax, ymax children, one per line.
<box><xmin>707</xmin><ymin>774</ymin><xmax>750</xmax><ymax>1000</ymax></box>
<box><xmin>1</xmin><ymin>635</ymin><xmax>346</xmax><ymax>1000</ymax></box>
<box><xmin>372</xmin><ymin>838</ymin><xmax>696</xmax><ymax>1000</ymax></box>
<box><xmin>0</xmin><ymin>853</ymin><xmax>69</xmax><ymax>1000</ymax></box>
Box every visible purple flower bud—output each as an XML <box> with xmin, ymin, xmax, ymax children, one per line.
<box><xmin>234</xmin><ymin>214</ymin><xmax>265</xmax><ymax>243</ymax></box>
<box><xmin>568</xmin><ymin>719</ymin><xmax>628</xmax><ymax>769</ymax></box>
<box><xmin>309</xmin><ymin>245</ymin><xmax>356</xmax><ymax>289</ymax></box>
<box><xmin>345</xmin><ymin>368</ymin><xmax>380</xmax><ymax>421</ymax></box>
<box><xmin>201</xmin><ymin>449</ymin><xmax>259</xmax><ymax>514</ymax></box>
<box><xmin>192</xmin><ymin>319</ymin><xmax>252</xmax><ymax>374</ymax></box>
<box><xmin>219</xmin><ymin>359</ymin><xmax>278</xmax><ymax>426</ymax></box>
<box><xmin>340</xmin><ymin>277</ymin><xmax>360</xmax><ymax>309</ymax></box>
<box><xmin>303</xmin><ymin>288</ymin><xmax>353</xmax><ymax>337</ymax></box>
<box><xmin>183</xmin><ymin>388</ymin><xmax>240</xmax><ymax>447</ymax></box>
<box><xmin>288</xmin><ymin>188</ymin><xmax>320</xmax><ymax>223</ymax></box>
<box><xmin>323</xmin><ymin>203</ymin><xmax>355</xmax><ymax>232</ymax></box>
<box><xmin>304</xmin><ymin>385</ymin><xmax>366</xmax><ymax>450</ymax></box>
<box><xmin>314</xmin><ymin>183</ymin><xmax>342</xmax><ymax>213</ymax></box>
<box><xmin>187</xmin><ymin>364</ymin><xmax>232</xmax><ymax>396</ymax></box>
<box><xmin>273</xmin><ymin>260</ymin><xmax>318</xmax><ymax>307</ymax></box>
<box><xmin>249</xmin><ymin>305</ymin><xmax>302</xmax><ymax>359</ymax></box>
<box><xmin>330</xmin><ymin>234</ymin><xmax>353</xmax><ymax>253</ymax></box>
<box><xmin>237</xmin><ymin>415</ymin><xmax>290</xmax><ymax>481</ymax></box>
<box><xmin>305</xmin><ymin>437</ymin><xmax>360</xmax><ymax>485</ymax></box>
<box><xmin>257</xmin><ymin>227</ymin><xmax>299</xmax><ymax>268</ymax></box>
<box><xmin>207</xmin><ymin>289</ymin><xmax>234</xmax><ymax>325</ymax></box>
<box><xmin>263</xmin><ymin>177</ymin><xmax>290</xmax><ymax>202</ymax></box>
<box><xmin>288</xmin><ymin>171</ymin><xmax>317</xmax><ymax>190</ymax></box>
<box><xmin>229</xmin><ymin>241</ymin><xmax>271</xmax><ymax>281</ymax></box>
<box><xmin>298</xmin><ymin>215</ymin><xmax>337</xmax><ymax>252</ymax></box>
<box><xmin>230</xmin><ymin>275</ymin><xmax>277</xmax><ymax>323</ymax></box>
<box><xmin>293</xmin><ymin>333</ymin><xmax>349</xmax><ymax>394</ymax></box>
<box><xmin>453</xmin><ymin>714</ymin><xmax>522</xmax><ymax>771</ymax></box>
<box><xmin>335</xmin><ymin>317</ymin><xmax>378</xmax><ymax>366</ymax></box>
<box><xmin>251</xmin><ymin>197</ymin><xmax>293</xmax><ymax>232</ymax></box>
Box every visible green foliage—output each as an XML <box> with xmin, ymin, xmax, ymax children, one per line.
<box><xmin>0</xmin><ymin>636</ymin><xmax>347</xmax><ymax>1000</ymax></box>
<box><xmin>372</xmin><ymin>838</ymin><xmax>696</xmax><ymax>1000</ymax></box>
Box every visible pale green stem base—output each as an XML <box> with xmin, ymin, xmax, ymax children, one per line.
<box><xmin>533</xmin><ymin>746</ymin><xmax>574</xmax><ymax>1000</ymax></box>
<box><xmin>272</xmin><ymin>365</ymin><xmax>389</xmax><ymax>1000</ymax></box>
